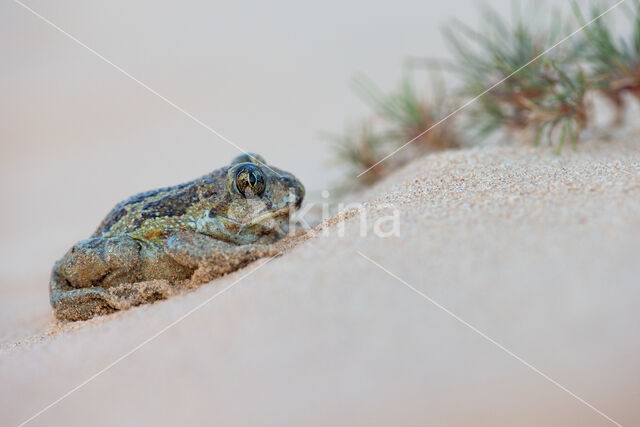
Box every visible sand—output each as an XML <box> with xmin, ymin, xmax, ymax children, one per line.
<box><xmin>1</xmin><ymin>137</ymin><xmax>639</xmax><ymax>426</ymax></box>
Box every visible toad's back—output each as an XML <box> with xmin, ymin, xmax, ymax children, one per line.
<box><xmin>93</xmin><ymin>168</ymin><xmax>227</xmax><ymax>241</ymax></box>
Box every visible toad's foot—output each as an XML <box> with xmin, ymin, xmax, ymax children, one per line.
<box><xmin>50</xmin><ymin>262</ymin><xmax>174</xmax><ymax>322</ymax></box>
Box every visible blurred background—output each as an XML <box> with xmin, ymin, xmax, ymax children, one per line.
<box><xmin>3</xmin><ymin>2</ymin><xmax>639</xmax><ymax>426</ymax></box>
<box><xmin>0</xmin><ymin>0</ymin><xmax>626</xmax><ymax>346</ymax></box>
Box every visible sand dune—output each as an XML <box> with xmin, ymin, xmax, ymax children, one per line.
<box><xmin>2</xmin><ymin>138</ymin><xmax>639</xmax><ymax>426</ymax></box>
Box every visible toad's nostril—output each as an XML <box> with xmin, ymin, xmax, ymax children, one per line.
<box><xmin>280</xmin><ymin>176</ymin><xmax>295</xmax><ymax>186</ymax></box>
<box><xmin>279</xmin><ymin>174</ymin><xmax>304</xmax><ymax>208</ymax></box>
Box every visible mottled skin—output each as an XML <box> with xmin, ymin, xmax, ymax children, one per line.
<box><xmin>50</xmin><ymin>153</ymin><xmax>304</xmax><ymax>321</ymax></box>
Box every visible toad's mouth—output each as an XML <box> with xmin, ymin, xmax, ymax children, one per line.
<box><xmin>247</xmin><ymin>206</ymin><xmax>293</xmax><ymax>226</ymax></box>
<box><xmin>213</xmin><ymin>205</ymin><xmax>293</xmax><ymax>229</ymax></box>
<box><xmin>196</xmin><ymin>205</ymin><xmax>296</xmax><ymax>244</ymax></box>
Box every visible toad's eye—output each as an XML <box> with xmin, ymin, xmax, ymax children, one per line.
<box><xmin>235</xmin><ymin>164</ymin><xmax>265</xmax><ymax>197</ymax></box>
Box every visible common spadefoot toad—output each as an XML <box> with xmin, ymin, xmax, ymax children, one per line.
<box><xmin>50</xmin><ymin>153</ymin><xmax>304</xmax><ymax>321</ymax></box>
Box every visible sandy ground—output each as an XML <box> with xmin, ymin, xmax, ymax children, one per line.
<box><xmin>1</xmin><ymin>138</ymin><xmax>640</xmax><ymax>426</ymax></box>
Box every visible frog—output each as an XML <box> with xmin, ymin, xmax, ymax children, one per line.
<box><xmin>50</xmin><ymin>153</ymin><xmax>305</xmax><ymax>322</ymax></box>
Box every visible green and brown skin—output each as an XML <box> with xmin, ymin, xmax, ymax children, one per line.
<box><xmin>50</xmin><ymin>153</ymin><xmax>304</xmax><ymax>321</ymax></box>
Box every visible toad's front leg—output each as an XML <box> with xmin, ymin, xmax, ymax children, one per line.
<box><xmin>165</xmin><ymin>231</ymin><xmax>279</xmax><ymax>284</ymax></box>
